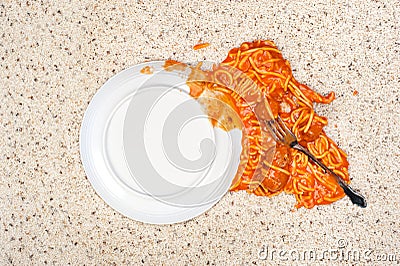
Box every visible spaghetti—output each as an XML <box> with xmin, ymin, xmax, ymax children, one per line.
<box><xmin>180</xmin><ymin>40</ymin><xmax>349</xmax><ymax>208</ymax></box>
<box><xmin>193</xmin><ymin>42</ymin><xmax>210</xmax><ymax>50</ymax></box>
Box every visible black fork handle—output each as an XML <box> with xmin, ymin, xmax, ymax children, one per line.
<box><xmin>291</xmin><ymin>142</ymin><xmax>367</xmax><ymax>208</ymax></box>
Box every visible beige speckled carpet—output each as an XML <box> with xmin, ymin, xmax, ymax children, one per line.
<box><xmin>1</xmin><ymin>0</ymin><xmax>399</xmax><ymax>264</ymax></box>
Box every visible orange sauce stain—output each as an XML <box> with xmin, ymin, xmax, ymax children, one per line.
<box><xmin>140</xmin><ymin>66</ymin><xmax>154</xmax><ymax>74</ymax></box>
<box><xmin>163</xmin><ymin>60</ymin><xmax>188</xmax><ymax>72</ymax></box>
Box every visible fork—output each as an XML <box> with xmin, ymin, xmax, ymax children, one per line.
<box><xmin>266</xmin><ymin>116</ymin><xmax>367</xmax><ymax>208</ymax></box>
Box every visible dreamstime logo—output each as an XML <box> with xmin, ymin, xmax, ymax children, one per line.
<box><xmin>258</xmin><ymin>239</ymin><xmax>399</xmax><ymax>263</ymax></box>
<box><xmin>122</xmin><ymin>61</ymin><xmax>276</xmax><ymax>207</ymax></box>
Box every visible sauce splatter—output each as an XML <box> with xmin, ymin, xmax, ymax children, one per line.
<box><xmin>140</xmin><ymin>66</ymin><xmax>154</xmax><ymax>74</ymax></box>
<box><xmin>353</xmin><ymin>90</ymin><xmax>359</xmax><ymax>96</ymax></box>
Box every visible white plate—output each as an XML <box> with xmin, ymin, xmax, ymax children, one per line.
<box><xmin>80</xmin><ymin>61</ymin><xmax>242</xmax><ymax>224</ymax></box>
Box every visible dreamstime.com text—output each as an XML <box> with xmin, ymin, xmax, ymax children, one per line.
<box><xmin>258</xmin><ymin>239</ymin><xmax>398</xmax><ymax>263</ymax></box>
